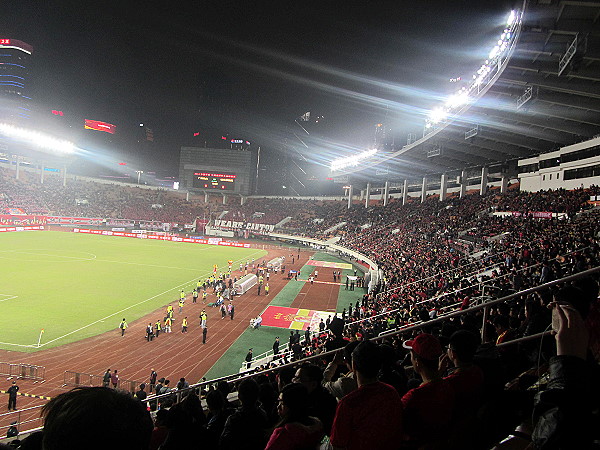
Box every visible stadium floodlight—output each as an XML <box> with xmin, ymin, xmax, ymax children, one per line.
<box><xmin>423</xmin><ymin>8</ymin><xmax>521</xmax><ymax>135</ymax></box>
<box><xmin>507</xmin><ymin>10</ymin><xmax>516</xmax><ymax>26</ymax></box>
<box><xmin>445</xmin><ymin>91</ymin><xmax>469</xmax><ymax>109</ymax></box>
<box><xmin>0</xmin><ymin>123</ymin><xmax>75</xmax><ymax>154</ymax></box>
<box><xmin>331</xmin><ymin>148</ymin><xmax>377</xmax><ymax>172</ymax></box>
<box><xmin>488</xmin><ymin>46</ymin><xmax>500</xmax><ymax>59</ymax></box>
<box><xmin>428</xmin><ymin>107</ymin><xmax>448</xmax><ymax>124</ymax></box>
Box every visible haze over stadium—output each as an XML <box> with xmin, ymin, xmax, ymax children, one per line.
<box><xmin>1</xmin><ymin>1</ymin><xmax>516</xmax><ymax>193</ymax></box>
<box><xmin>0</xmin><ymin>1</ymin><xmax>599</xmax><ymax>449</ymax></box>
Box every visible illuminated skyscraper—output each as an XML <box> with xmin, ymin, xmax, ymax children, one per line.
<box><xmin>0</xmin><ymin>38</ymin><xmax>33</xmax><ymax>123</ymax></box>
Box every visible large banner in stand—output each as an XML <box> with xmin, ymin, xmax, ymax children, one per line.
<box><xmin>306</xmin><ymin>260</ymin><xmax>353</xmax><ymax>270</ymax></box>
<box><xmin>72</xmin><ymin>228</ymin><xmax>251</xmax><ymax>247</ymax></box>
<box><xmin>260</xmin><ymin>305</ymin><xmax>333</xmax><ymax>331</ymax></box>
<box><xmin>492</xmin><ymin>211</ymin><xmax>565</xmax><ymax>219</ymax></box>
<box><xmin>213</xmin><ymin>219</ymin><xmax>275</xmax><ymax>233</ymax></box>
<box><xmin>106</xmin><ymin>218</ymin><xmax>135</xmax><ymax>227</ymax></box>
<box><xmin>0</xmin><ymin>215</ymin><xmax>47</xmax><ymax>226</ymax></box>
<box><xmin>47</xmin><ymin>216</ymin><xmax>103</xmax><ymax>226</ymax></box>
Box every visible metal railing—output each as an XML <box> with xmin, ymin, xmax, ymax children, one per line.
<box><xmin>242</xmin><ymin>328</ymin><xmax>325</xmax><ymax>371</ymax></box>
<box><xmin>346</xmin><ymin>244</ymin><xmax>592</xmax><ymax>332</ymax></box>
<box><xmin>8</xmin><ymin>266</ymin><xmax>598</xmax><ymax>438</ymax></box>
<box><xmin>0</xmin><ymin>405</ymin><xmax>44</xmax><ymax>437</ymax></box>
<box><xmin>146</xmin><ymin>265</ymin><xmax>600</xmax><ymax>407</ymax></box>
<box><xmin>0</xmin><ymin>362</ymin><xmax>45</xmax><ymax>381</ymax></box>
<box><xmin>63</xmin><ymin>371</ymin><xmax>144</xmax><ymax>395</ymax></box>
<box><xmin>370</xmin><ymin>216</ymin><xmax>577</xmax><ymax>301</ymax></box>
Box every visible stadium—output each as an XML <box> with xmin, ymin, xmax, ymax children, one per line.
<box><xmin>0</xmin><ymin>2</ymin><xmax>599</xmax><ymax>450</ymax></box>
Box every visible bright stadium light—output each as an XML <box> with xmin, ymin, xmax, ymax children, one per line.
<box><xmin>428</xmin><ymin>107</ymin><xmax>448</xmax><ymax>124</ymax></box>
<box><xmin>331</xmin><ymin>148</ymin><xmax>377</xmax><ymax>171</ymax></box>
<box><xmin>423</xmin><ymin>8</ymin><xmax>521</xmax><ymax>134</ymax></box>
<box><xmin>445</xmin><ymin>91</ymin><xmax>469</xmax><ymax>108</ymax></box>
<box><xmin>507</xmin><ymin>10</ymin><xmax>516</xmax><ymax>26</ymax></box>
<box><xmin>0</xmin><ymin>123</ymin><xmax>75</xmax><ymax>154</ymax></box>
<box><xmin>488</xmin><ymin>45</ymin><xmax>500</xmax><ymax>59</ymax></box>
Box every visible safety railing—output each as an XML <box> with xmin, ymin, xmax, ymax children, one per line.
<box><xmin>0</xmin><ymin>362</ymin><xmax>45</xmax><ymax>381</ymax></box>
<box><xmin>147</xmin><ymin>265</ymin><xmax>600</xmax><ymax>408</ymax></box>
<box><xmin>242</xmin><ymin>327</ymin><xmax>327</xmax><ymax>371</ymax></box>
<box><xmin>0</xmin><ymin>405</ymin><xmax>44</xmax><ymax>438</ymax></box>
<box><xmin>372</xmin><ymin>222</ymin><xmax>577</xmax><ymax>300</ymax></box>
<box><xmin>346</xmin><ymin>244</ymin><xmax>592</xmax><ymax>332</ymax></box>
<box><xmin>63</xmin><ymin>371</ymin><xmax>144</xmax><ymax>395</ymax></box>
<box><xmin>10</xmin><ymin>266</ymin><xmax>598</xmax><ymax>439</ymax></box>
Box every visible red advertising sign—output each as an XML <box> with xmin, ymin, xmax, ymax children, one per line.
<box><xmin>0</xmin><ymin>215</ymin><xmax>47</xmax><ymax>227</ymax></box>
<box><xmin>84</xmin><ymin>119</ymin><xmax>117</xmax><ymax>134</ymax></box>
<box><xmin>0</xmin><ymin>226</ymin><xmax>44</xmax><ymax>233</ymax></box>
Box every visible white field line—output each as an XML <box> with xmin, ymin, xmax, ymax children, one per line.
<box><xmin>0</xmin><ymin>250</ymin><xmax>97</xmax><ymax>261</ymax></box>
<box><xmin>37</xmin><ymin>249</ymin><xmax>266</xmax><ymax>348</ymax></box>
<box><xmin>0</xmin><ymin>341</ymin><xmax>36</xmax><ymax>348</ymax></box>
<box><xmin>0</xmin><ymin>294</ymin><xmax>18</xmax><ymax>302</ymax></box>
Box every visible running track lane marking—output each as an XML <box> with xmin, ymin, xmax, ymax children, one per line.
<box><xmin>37</xmin><ymin>250</ymin><xmax>266</xmax><ymax>348</ymax></box>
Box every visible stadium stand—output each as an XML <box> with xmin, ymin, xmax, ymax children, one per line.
<box><xmin>1</xmin><ymin>160</ymin><xmax>599</xmax><ymax>448</ymax></box>
<box><xmin>1</xmin><ymin>0</ymin><xmax>600</xmax><ymax>447</ymax></box>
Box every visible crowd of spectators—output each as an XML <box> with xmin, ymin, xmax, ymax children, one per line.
<box><xmin>220</xmin><ymin>198</ymin><xmax>313</xmax><ymax>226</ymax></box>
<box><xmin>272</xmin><ymin>187</ymin><xmax>596</xmax><ymax>339</ymax></box>
<box><xmin>6</xmin><ymin>286</ymin><xmax>598</xmax><ymax>449</ymax></box>
<box><xmin>1</xmin><ymin>163</ymin><xmax>599</xmax><ymax>448</ymax></box>
<box><xmin>0</xmin><ymin>167</ymin><xmax>210</xmax><ymax>225</ymax></box>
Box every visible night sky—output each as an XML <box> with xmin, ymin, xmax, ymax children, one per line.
<box><xmin>1</xmin><ymin>0</ymin><xmax>514</xmax><ymax>185</ymax></box>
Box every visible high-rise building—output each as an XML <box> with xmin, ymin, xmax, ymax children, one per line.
<box><xmin>0</xmin><ymin>39</ymin><xmax>33</xmax><ymax>123</ymax></box>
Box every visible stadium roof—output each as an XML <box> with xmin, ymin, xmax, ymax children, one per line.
<box><xmin>340</xmin><ymin>0</ymin><xmax>600</xmax><ymax>180</ymax></box>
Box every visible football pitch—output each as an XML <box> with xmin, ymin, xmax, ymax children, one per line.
<box><xmin>0</xmin><ymin>231</ymin><xmax>266</xmax><ymax>352</ymax></box>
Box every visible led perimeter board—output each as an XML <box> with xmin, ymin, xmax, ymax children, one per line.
<box><xmin>193</xmin><ymin>171</ymin><xmax>236</xmax><ymax>190</ymax></box>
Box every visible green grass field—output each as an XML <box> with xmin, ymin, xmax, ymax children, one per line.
<box><xmin>0</xmin><ymin>231</ymin><xmax>266</xmax><ymax>352</ymax></box>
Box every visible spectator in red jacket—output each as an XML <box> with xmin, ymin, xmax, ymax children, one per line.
<box><xmin>330</xmin><ymin>340</ymin><xmax>403</xmax><ymax>450</ymax></box>
<box><xmin>401</xmin><ymin>333</ymin><xmax>455</xmax><ymax>448</ymax></box>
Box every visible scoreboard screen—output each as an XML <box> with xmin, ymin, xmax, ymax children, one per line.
<box><xmin>193</xmin><ymin>171</ymin><xmax>236</xmax><ymax>190</ymax></box>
